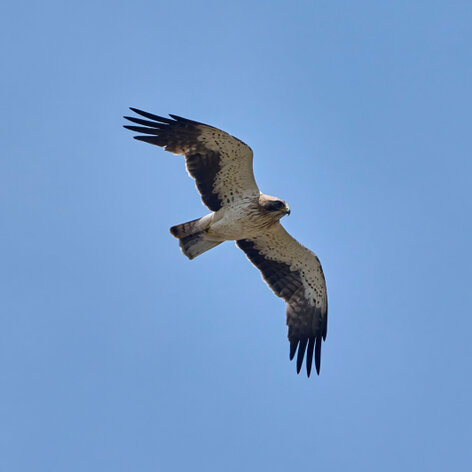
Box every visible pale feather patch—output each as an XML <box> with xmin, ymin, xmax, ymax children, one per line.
<box><xmin>195</xmin><ymin>127</ymin><xmax>260</xmax><ymax>204</ymax></box>
<box><xmin>248</xmin><ymin>224</ymin><xmax>327</xmax><ymax>310</ymax></box>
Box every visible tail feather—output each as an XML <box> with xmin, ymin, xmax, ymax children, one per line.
<box><xmin>170</xmin><ymin>216</ymin><xmax>222</xmax><ymax>259</ymax></box>
<box><xmin>170</xmin><ymin>218</ymin><xmax>202</xmax><ymax>238</ymax></box>
<box><xmin>178</xmin><ymin>233</ymin><xmax>222</xmax><ymax>259</ymax></box>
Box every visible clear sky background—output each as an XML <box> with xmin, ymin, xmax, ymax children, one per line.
<box><xmin>1</xmin><ymin>1</ymin><xmax>471</xmax><ymax>471</ymax></box>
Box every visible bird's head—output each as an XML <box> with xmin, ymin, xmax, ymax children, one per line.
<box><xmin>259</xmin><ymin>195</ymin><xmax>291</xmax><ymax>220</ymax></box>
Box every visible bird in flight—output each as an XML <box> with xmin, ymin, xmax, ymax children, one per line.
<box><xmin>124</xmin><ymin>108</ymin><xmax>328</xmax><ymax>377</ymax></box>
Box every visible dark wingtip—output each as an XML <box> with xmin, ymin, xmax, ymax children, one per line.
<box><xmin>315</xmin><ymin>336</ymin><xmax>322</xmax><ymax>375</ymax></box>
<box><xmin>169</xmin><ymin>113</ymin><xmax>185</xmax><ymax>120</ymax></box>
<box><xmin>296</xmin><ymin>337</ymin><xmax>308</xmax><ymax>374</ymax></box>
<box><xmin>306</xmin><ymin>337</ymin><xmax>315</xmax><ymax>377</ymax></box>
<box><xmin>124</xmin><ymin>116</ymin><xmax>162</xmax><ymax>128</ymax></box>
<box><xmin>124</xmin><ymin>125</ymin><xmax>159</xmax><ymax>135</ymax></box>
<box><xmin>290</xmin><ymin>335</ymin><xmax>322</xmax><ymax>377</ymax></box>
<box><xmin>289</xmin><ymin>340</ymin><xmax>299</xmax><ymax>361</ymax></box>
<box><xmin>169</xmin><ymin>113</ymin><xmax>202</xmax><ymax>125</ymax></box>
<box><xmin>133</xmin><ymin>135</ymin><xmax>159</xmax><ymax>145</ymax></box>
<box><xmin>322</xmin><ymin>309</ymin><xmax>328</xmax><ymax>341</ymax></box>
<box><xmin>128</xmin><ymin>107</ymin><xmax>174</xmax><ymax>124</ymax></box>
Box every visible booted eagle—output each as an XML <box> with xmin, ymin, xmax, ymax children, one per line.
<box><xmin>124</xmin><ymin>108</ymin><xmax>328</xmax><ymax>377</ymax></box>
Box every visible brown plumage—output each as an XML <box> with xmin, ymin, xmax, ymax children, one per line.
<box><xmin>124</xmin><ymin>108</ymin><xmax>328</xmax><ymax>377</ymax></box>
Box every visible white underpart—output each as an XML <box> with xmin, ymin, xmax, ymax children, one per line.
<box><xmin>207</xmin><ymin>197</ymin><xmax>265</xmax><ymax>240</ymax></box>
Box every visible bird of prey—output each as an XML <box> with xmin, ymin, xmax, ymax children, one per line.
<box><xmin>123</xmin><ymin>108</ymin><xmax>328</xmax><ymax>377</ymax></box>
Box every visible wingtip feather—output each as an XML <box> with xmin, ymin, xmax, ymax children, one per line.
<box><xmin>306</xmin><ymin>337</ymin><xmax>315</xmax><ymax>377</ymax></box>
<box><xmin>296</xmin><ymin>337</ymin><xmax>308</xmax><ymax>374</ymax></box>
<box><xmin>289</xmin><ymin>340</ymin><xmax>298</xmax><ymax>361</ymax></box>
<box><xmin>133</xmin><ymin>135</ymin><xmax>158</xmax><ymax>145</ymax></box>
<box><xmin>124</xmin><ymin>125</ymin><xmax>159</xmax><ymax>135</ymax></box>
<box><xmin>315</xmin><ymin>336</ymin><xmax>322</xmax><ymax>375</ymax></box>
<box><xmin>128</xmin><ymin>107</ymin><xmax>173</xmax><ymax>124</ymax></box>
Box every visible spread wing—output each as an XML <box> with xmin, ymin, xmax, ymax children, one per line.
<box><xmin>237</xmin><ymin>223</ymin><xmax>328</xmax><ymax>377</ymax></box>
<box><xmin>124</xmin><ymin>108</ymin><xmax>259</xmax><ymax>211</ymax></box>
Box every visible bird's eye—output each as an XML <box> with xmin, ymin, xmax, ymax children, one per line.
<box><xmin>270</xmin><ymin>201</ymin><xmax>285</xmax><ymax>211</ymax></box>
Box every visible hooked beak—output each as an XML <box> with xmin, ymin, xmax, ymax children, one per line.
<box><xmin>284</xmin><ymin>207</ymin><xmax>291</xmax><ymax>216</ymax></box>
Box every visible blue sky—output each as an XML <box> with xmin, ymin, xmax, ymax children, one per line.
<box><xmin>1</xmin><ymin>1</ymin><xmax>471</xmax><ymax>471</ymax></box>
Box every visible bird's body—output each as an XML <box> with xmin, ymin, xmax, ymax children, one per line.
<box><xmin>204</xmin><ymin>194</ymin><xmax>287</xmax><ymax>241</ymax></box>
<box><xmin>124</xmin><ymin>108</ymin><xmax>328</xmax><ymax>377</ymax></box>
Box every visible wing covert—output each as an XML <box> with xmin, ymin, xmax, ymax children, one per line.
<box><xmin>124</xmin><ymin>108</ymin><xmax>259</xmax><ymax>211</ymax></box>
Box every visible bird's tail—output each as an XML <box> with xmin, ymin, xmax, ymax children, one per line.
<box><xmin>170</xmin><ymin>216</ymin><xmax>222</xmax><ymax>260</ymax></box>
